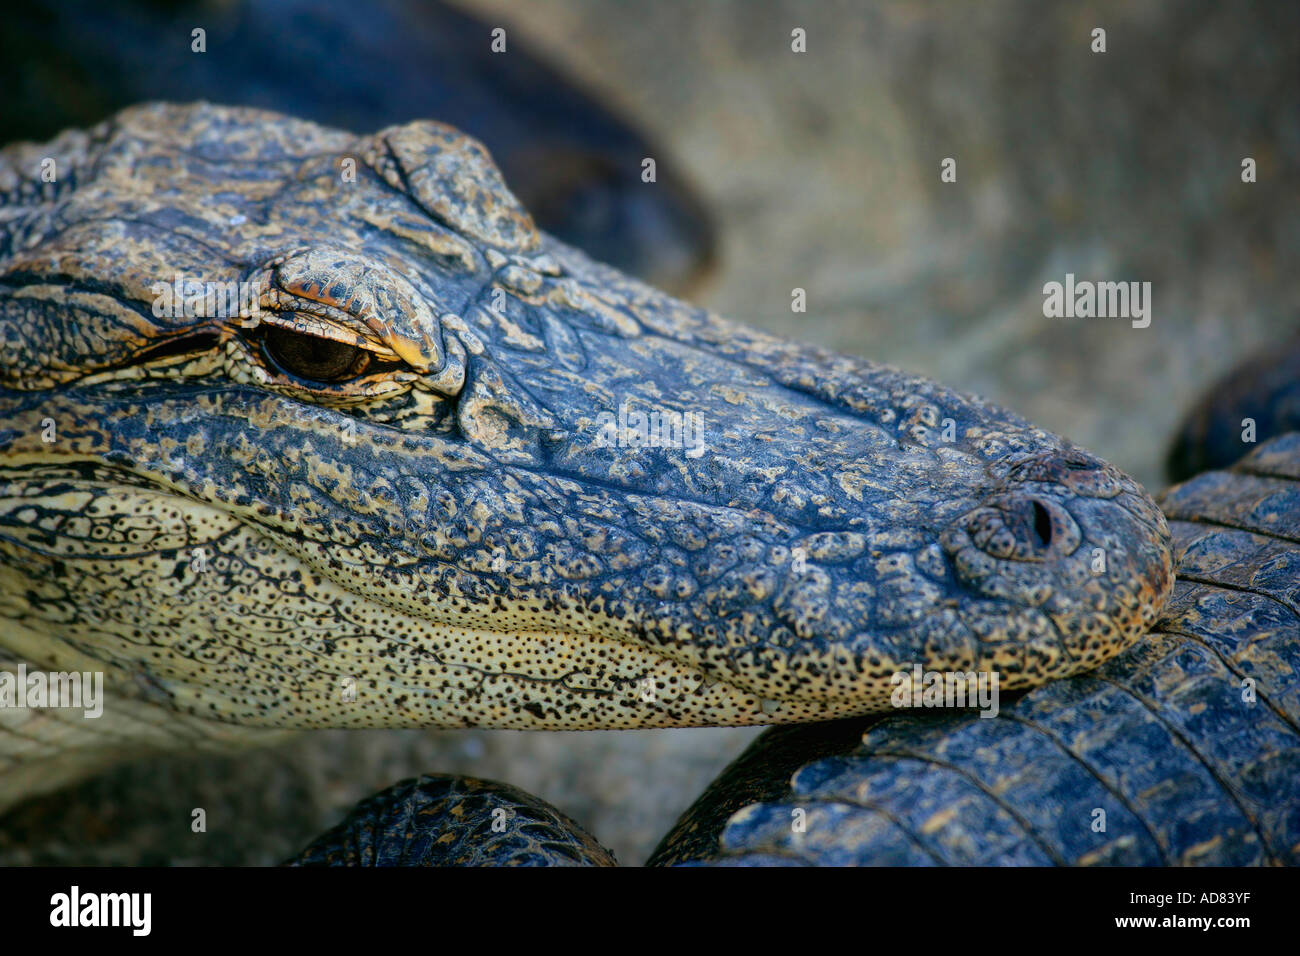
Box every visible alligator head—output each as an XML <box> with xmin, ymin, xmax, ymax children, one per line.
<box><xmin>0</xmin><ymin>104</ymin><xmax>1174</xmax><ymax>741</ymax></box>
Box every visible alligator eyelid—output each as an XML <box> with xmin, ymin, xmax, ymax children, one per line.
<box><xmin>275</xmin><ymin>315</ymin><xmax>375</xmax><ymax>348</ymax></box>
<box><xmin>264</xmin><ymin>296</ymin><xmax>366</xmax><ymax>331</ymax></box>
<box><xmin>251</xmin><ymin>308</ymin><xmax>405</xmax><ymax>364</ymax></box>
<box><xmin>133</xmin><ymin>331</ymin><xmax>222</xmax><ymax>364</ymax></box>
<box><xmin>261</xmin><ymin>288</ymin><xmax>379</xmax><ymax>336</ymax></box>
<box><xmin>61</xmin><ymin>333</ymin><xmax>222</xmax><ymax>388</ymax></box>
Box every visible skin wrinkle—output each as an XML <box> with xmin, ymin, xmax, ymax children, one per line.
<box><xmin>0</xmin><ymin>103</ymin><xmax>1173</xmax><ymax>810</ymax></box>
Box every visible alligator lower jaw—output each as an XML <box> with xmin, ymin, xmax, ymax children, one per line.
<box><xmin>0</xmin><ymin>474</ymin><xmax>887</xmax><ymax>731</ymax></box>
<box><xmin>0</xmin><ymin>627</ymin><xmax>292</xmax><ymax>815</ymax></box>
<box><xmin>2</xmin><ymin>603</ymin><xmax>889</xmax><ymax>736</ymax></box>
<box><xmin>0</xmin><ymin>460</ymin><xmax>1168</xmax><ymax>734</ymax></box>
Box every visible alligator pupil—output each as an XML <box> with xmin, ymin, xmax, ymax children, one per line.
<box><xmin>263</xmin><ymin>326</ymin><xmax>371</xmax><ymax>383</ymax></box>
<box><xmin>1031</xmin><ymin>500</ymin><xmax>1053</xmax><ymax>548</ymax></box>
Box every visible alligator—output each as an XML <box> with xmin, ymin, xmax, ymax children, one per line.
<box><xmin>0</xmin><ymin>103</ymin><xmax>1172</xmax><ymax>819</ymax></box>
<box><xmin>288</xmin><ymin>431</ymin><xmax>1300</xmax><ymax>866</ymax></box>
<box><xmin>1166</xmin><ymin>331</ymin><xmax>1300</xmax><ymax>482</ymax></box>
<box><xmin>293</xmin><ymin>774</ymin><xmax>620</xmax><ymax>867</ymax></box>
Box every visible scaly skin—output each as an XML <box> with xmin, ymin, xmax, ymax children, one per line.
<box><xmin>1166</xmin><ymin>331</ymin><xmax>1300</xmax><ymax>482</ymax></box>
<box><xmin>652</xmin><ymin>435</ymin><xmax>1300</xmax><ymax>866</ymax></box>
<box><xmin>291</xmin><ymin>775</ymin><xmax>617</xmax><ymax>867</ymax></box>
<box><xmin>0</xmin><ymin>103</ymin><xmax>1172</xmax><ymax>812</ymax></box>
<box><xmin>298</xmin><ymin>436</ymin><xmax>1298</xmax><ymax>867</ymax></box>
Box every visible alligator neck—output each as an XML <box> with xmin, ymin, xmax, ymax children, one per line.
<box><xmin>0</xmin><ymin>647</ymin><xmax>286</xmax><ymax>814</ymax></box>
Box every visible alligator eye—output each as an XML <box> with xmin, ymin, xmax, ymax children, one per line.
<box><xmin>261</xmin><ymin>326</ymin><xmax>373</xmax><ymax>383</ymax></box>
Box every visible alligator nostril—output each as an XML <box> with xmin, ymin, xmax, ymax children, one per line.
<box><xmin>1031</xmin><ymin>500</ymin><xmax>1053</xmax><ymax>548</ymax></box>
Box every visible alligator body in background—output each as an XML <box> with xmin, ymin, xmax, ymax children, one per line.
<box><xmin>0</xmin><ymin>0</ymin><xmax>717</xmax><ymax>295</ymax></box>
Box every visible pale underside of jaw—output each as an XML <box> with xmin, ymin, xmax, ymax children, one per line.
<box><xmin>0</xmin><ymin>477</ymin><xmax>912</xmax><ymax>731</ymax></box>
<box><xmin>0</xmin><ymin>452</ymin><xmax>1147</xmax><ymax>734</ymax></box>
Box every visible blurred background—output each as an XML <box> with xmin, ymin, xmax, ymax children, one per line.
<box><xmin>1</xmin><ymin>0</ymin><xmax>1296</xmax><ymax>864</ymax></box>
